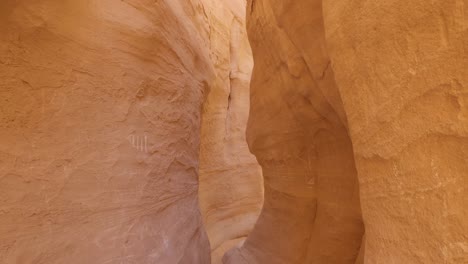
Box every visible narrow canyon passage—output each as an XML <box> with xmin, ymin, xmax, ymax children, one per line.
<box><xmin>197</xmin><ymin>1</ymin><xmax>264</xmax><ymax>263</ymax></box>
<box><xmin>224</xmin><ymin>1</ymin><xmax>364</xmax><ymax>263</ymax></box>
<box><xmin>0</xmin><ymin>0</ymin><xmax>467</xmax><ymax>264</ymax></box>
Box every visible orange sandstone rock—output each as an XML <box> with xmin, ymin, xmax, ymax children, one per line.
<box><xmin>324</xmin><ymin>0</ymin><xmax>468</xmax><ymax>262</ymax></box>
<box><xmin>224</xmin><ymin>1</ymin><xmax>364</xmax><ymax>263</ymax></box>
<box><xmin>198</xmin><ymin>0</ymin><xmax>263</xmax><ymax>263</ymax></box>
<box><xmin>0</xmin><ymin>1</ymin><xmax>225</xmax><ymax>263</ymax></box>
<box><xmin>226</xmin><ymin>0</ymin><xmax>467</xmax><ymax>263</ymax></box>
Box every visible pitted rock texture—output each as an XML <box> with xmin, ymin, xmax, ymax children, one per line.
<box><xmin>198</xmin><ymin>1</ymin><xmax>263</xmax><ymax>263</ymax></box>
<box><xmin>324</xmin><ymin>0</ymin><xmax>468</xmax><ymax>263</ymax></box>
<box><xmin>0</xmin><ymin>0</ymin><xmax>243</xmax><ymax>263</ymax></box>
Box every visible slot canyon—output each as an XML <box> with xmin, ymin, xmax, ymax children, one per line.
<box><xmin>0</xmin><ymin>0</ymin><xmax>466</xmax><ymax>264</ymax></box>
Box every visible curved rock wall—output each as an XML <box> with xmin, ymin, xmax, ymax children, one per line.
<box><xmin>0</xmin><ymin>1</ymin><xmax>237</xmax><ymax>263</ymax></box>
<box><xmin>225</xmin><ymin>0</ymin><xmax>467</xmax><ymax>263</ymax></box>
<box><xmin>224</xmin><ymin>0</ymin><xmax>364</xmax><ymax>263</ymax></box>
<box><xmin>1</xmin><ymin>0</ymin><xmax>465</xmax><ymax>263</ymax></box>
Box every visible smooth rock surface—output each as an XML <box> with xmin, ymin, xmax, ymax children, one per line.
<box><xmin>224</xmin><ymin>1</ymin><xmax>364</xmax><ymax>263</ymax></box>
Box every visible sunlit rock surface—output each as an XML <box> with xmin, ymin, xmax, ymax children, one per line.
<box><xmin>198</xmin><ymin>1</ymin><xmax>263</xmax><ymax>263</ymax></box>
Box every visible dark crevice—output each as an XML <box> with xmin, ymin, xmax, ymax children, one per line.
<box><xmin>227</xmin><ymin>92</ymin><xmax>232</xmax><ymax>110</ymax></box>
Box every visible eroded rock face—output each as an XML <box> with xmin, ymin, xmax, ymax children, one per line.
<box><xmin>324</xmin><ymin>1</ymin><xmax>468</xmax><ymax>263</ymax></box>
<box><xmin>0</xmin><ymin>1</ymin><xmax>234</xmax><ymax>263</ymax></box>
<box><xmin>224</xmin><ymin>1</ymin><xmax>364</xmax><ymax>263</ymax></box>
<box><xmin>225</xmin><ymin>0</ymin><xmax>467</xmax><ymax>263</ymax></box>
<box><xmin>2</xmin><ymin>0</ymin><xmax>466</xmax><ymax>263</ymax></box>
<box><xmin>198</xmin><ymin>1</ymin><xmax>263</xmax><ymax>263</ymax></box>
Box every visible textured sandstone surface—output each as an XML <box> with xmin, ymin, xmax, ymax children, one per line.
<box><xmin>225</xmin><ymin>0</ymin><xmax>467</xmax><ymax>263</ymax></box>
<box><xmin>2</xmin><ymin>0</ymin><xmax>467</xmax><ymax>263</ymax></box>
<box><xmin>324</xmin><ymin>1</ymin><xmax>468</xmax><ymax>263</ymax></box>
<box><xmin>197</xmin><ymin>1</ymin><xmax>263</xmax><ymax>263</ymax></box>
<box><xmin>0</xmin><ymin>1</ymin><xmax>248</xmax><ymax>263</ymax></box>
<box><xmin>225</xmin><ymin>0</ymin><xmax>364</xmax><ymax>263</ymax></box>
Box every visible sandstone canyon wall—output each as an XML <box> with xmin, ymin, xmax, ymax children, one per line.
<box><xmin>197</xmin><ymin>1</ymin><xmax>263</xmax><ymax>263</ymax></box>
<box><xmin>0</xmin><ymin>0</ymin><xmax>255</xmax><ymax>263</ymax></box>
<box><xmin>324</xmin><ymin>1</ymin><xmax>468</xmax><ymax>263</ymax></box>
<box><xmin>224</xmin><ymin>0</ymin><xmax>364</xmax><ymax>263</ymax></box>
<box><xmin>1</xmin><ymin>0</ymin><xmax>467</xmax><ymax>264</ymax></box>
<box><xmin>225</xmin><ymin>0</ymin><xmax>467</xmax><ymax>264</ymax></box>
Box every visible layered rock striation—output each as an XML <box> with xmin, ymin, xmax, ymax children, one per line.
<box><xmin>197</xmin><ymin>1</ymin><xmax>263</xmax><ymax>263</ymax></box>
